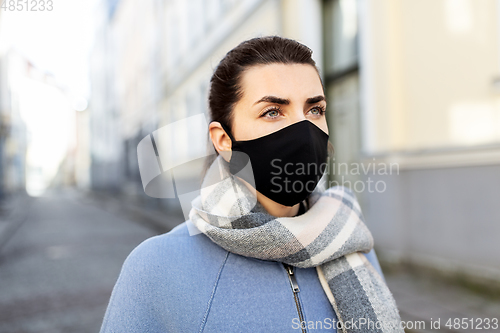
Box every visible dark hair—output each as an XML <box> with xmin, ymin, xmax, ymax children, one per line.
<box><xmin>201</xmin><ymin>35</ymin><xmax>325</xmax><ymax>182</ymax></box>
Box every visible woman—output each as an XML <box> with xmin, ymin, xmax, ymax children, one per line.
<box><xmin>100</xmin><ymin>36</ymin><xmax>403</xmax><ymax>333</ymax></box>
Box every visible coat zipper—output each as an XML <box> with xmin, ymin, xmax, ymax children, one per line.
<box><xmin>283</xmin><ymin>263</ymin><xmax>307</xmax><ymax>333</ymax></box>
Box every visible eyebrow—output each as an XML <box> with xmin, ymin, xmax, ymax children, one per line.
<box><xmin>253</xmin><ymin>95</ymin><xmax>326</xmax><ymax>106</ymax></box>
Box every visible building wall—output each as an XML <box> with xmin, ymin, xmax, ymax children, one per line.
<box><xmin>362</xmin><ymin>0</ymin><xmax>500</xmax><ymax>152</ymax></box>
<box><xmin>0</xmin><ymin>50</ymin><xmax>28</xmax><ymax>194</ymax></box>
<box><xmin>361</xmin><ymin>160</ymin><xmax>500</xmax><ymax>281</ymax></box>
<box><xmin>356</xmin><ymin>0</ymin><xmax>500</xmax><ymax>280</ymax></box>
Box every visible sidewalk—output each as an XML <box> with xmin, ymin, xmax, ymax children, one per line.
<box><xmin>0</xmin><ymin>191</ymin><xmax>33</xmax><ymax>252</ymax></box>
<box><xmin>0</xmin><ymin>188</ymin><xmax>160</xmax><ymax>333</ymax></box>
<box><xmin>76</xmin><ymin>188</ymin><xmax>186</xmax><ymax>234</ymax></box>
<box><xmin>383</xmin><ymin>264</ymin><xmax>500</xmax><ymax>333</ymax></box>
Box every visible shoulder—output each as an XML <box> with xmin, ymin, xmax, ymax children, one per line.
<box><xmin>120</xmin><ymin>220</ymin><xmax>228</xmax><ymax>278</ymax></box>
<box><xmin>100</xmin><ymin>221</ymin><xmax>230</xmax><ymax>332</ymax></box>
<box><xmin>113</xmin><ymin>220</ymin><xmax>231</xmax><ymax>302</ymax></box>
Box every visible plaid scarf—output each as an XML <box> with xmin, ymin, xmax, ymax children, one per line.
<box><xmin>188</xmin><ymin>155</ymin><xmax>404</xmax><ymax>333</ymax></box>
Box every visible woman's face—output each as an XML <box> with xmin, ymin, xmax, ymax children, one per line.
<box><xmin>231</xmin><ymin>63</ymin><xmax>328</xmax><ymax>141</ymax></box>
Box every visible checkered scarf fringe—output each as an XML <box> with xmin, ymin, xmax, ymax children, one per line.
<box><xmin>189</xmin><ymin>155</ymin><xmax>403</xmax><ymax>333</ymax></box>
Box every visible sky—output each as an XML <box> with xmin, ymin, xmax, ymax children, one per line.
<box><xmin>0</xmin><ymin>0</ymin><xmax>101</xmax><ymax>100</ymax></box>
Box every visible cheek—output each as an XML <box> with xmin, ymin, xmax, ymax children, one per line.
<box><xmin>232</xmin><ymin>119</ymin><xmax>255</xmax><ymax>141</ymax></box>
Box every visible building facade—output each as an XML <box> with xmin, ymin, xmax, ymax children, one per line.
<box><xmin>89</xmin><ymin>0</ymin><xmax>500</xmax><ymax>282</ymax></box>
<box><xmin>326</xmin><ymin>0</ymin><xmax>500</xmax><ymax>283</ymax></box>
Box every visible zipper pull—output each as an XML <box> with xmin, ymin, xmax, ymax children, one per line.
<box><xmin>284</xmin><ymin>263</ymin><xmax>300</xmax><ymax>292</ymax></box>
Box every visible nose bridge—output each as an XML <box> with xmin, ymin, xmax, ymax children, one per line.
<box><xmin>289</xmin><ymin>103</ymin><xmax>307</xmax><ymax>124</ymax></box>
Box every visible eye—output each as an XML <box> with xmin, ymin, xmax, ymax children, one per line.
<box><xmin>308</xmin><ymin>105</ymin><xmax>326</xmax><ymax>116</ymax></box>
<box><xmin>260</xmin><ymin>106</ymin><xmax>283</xmax><ymax>119</ymax></box>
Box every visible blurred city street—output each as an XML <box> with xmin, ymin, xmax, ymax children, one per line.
<box><xmin>0</xmin><ymin>0</ymin><xmax>499</xmax><ymax>332</ymax></box>
<box><xmin>0</xmin><ymin>189</ymin><xmax>167</xmax><ymax>333</ymax></box>
<box><xmin>386</xmin><ymin>268</ymin><xmax>500</xmax><ymax>333</ymax></box>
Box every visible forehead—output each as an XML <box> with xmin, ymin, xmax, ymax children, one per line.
<box><xmin>238</xmin><ymin>63</ymin><xmax>323</xmax><ymax>101</ymax></box>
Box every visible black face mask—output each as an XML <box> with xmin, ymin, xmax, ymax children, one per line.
<box><xmin>213</xmin><ymin>120</ymin><xmax>330</xmax><ymax>207</ymax></box>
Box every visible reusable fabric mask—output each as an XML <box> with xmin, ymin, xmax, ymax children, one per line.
<box><xmin>213</xmin><ymin>119</ymin><xmax>329</xmax><ymax>207</ymax></box>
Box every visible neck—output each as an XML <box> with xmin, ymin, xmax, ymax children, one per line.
<box><xmin>235</xmin><ymin>176</ymin><xmax>300</xmax><ymax>217</ymax></box>
<box><xmin>257</xmin><ymin>192</ymin><xmax>301</xmax><ymax>217</ymax></box>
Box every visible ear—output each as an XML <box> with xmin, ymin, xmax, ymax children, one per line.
<box><xmin>209</xmin><ymin>121</ymin><xmax>232</xmax><ymax>160</ymax></box>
